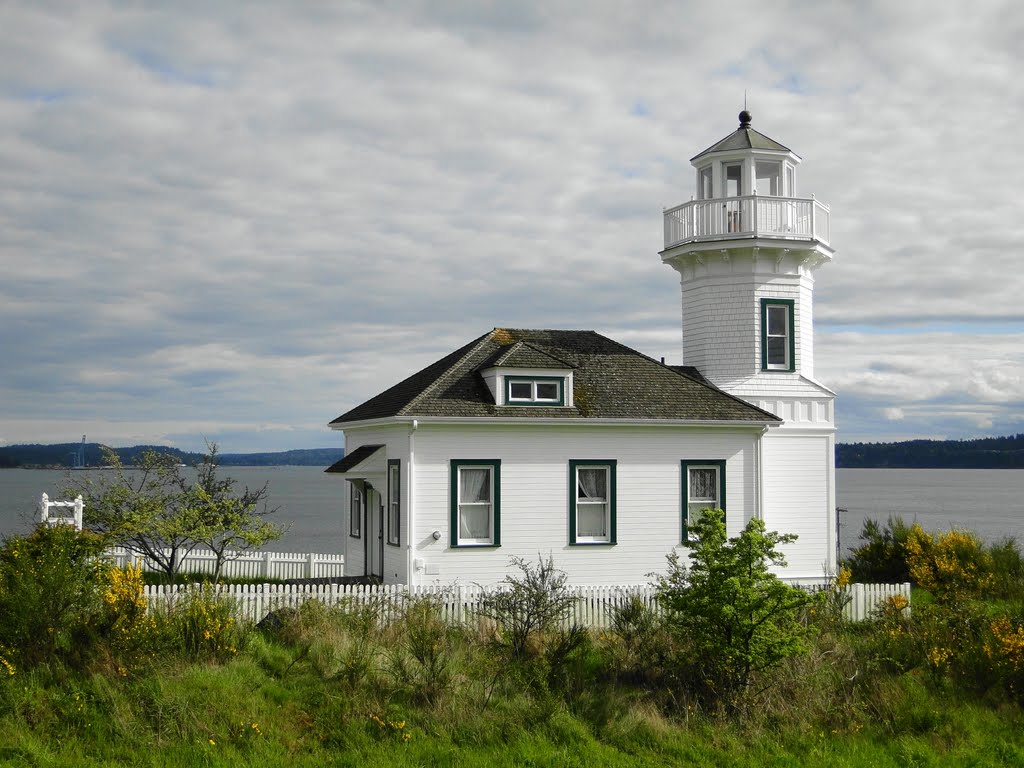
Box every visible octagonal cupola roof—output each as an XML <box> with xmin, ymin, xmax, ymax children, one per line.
<box><xmin>690</xmin><ymin>110</ymin><xmax>798</xmax><ymax>163</ymax></box>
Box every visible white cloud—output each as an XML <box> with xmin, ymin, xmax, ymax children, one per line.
<box><xmin>883</xmin><ymin>408</ymin><xmax>904</xmax><ymax>422</ymax></box>
<box><xmin>1</xmin><ymin>1</ymin><xmax>1022</xmax><ymax>450</ymax></box>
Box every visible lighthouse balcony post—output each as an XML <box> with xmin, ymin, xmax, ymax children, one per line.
<box><xmin>663</xmin><ymin>195</ymin><xmax>830</xmax><ymax>249</ymax></box>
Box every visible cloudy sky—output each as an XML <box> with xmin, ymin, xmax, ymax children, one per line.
<box><xmin>1</xmin><ymin>1</ymin><xmax>1022</xmax><ymax>453</ymax></box>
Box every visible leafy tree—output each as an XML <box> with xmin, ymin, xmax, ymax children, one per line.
<box><xmin>73</xmin><ymin>444</ymin><xmax>282</xmax><ymax>582</ymax></box>
<box><xmin>655</xmin><ymin>509</ymin><xmax>816</xmax><ymax>711</ymax></box>
<box><xmin>186</xmin><ymin>445</ymin><xmax>284</xmax><ymax>580</ymax></box>
<box><xmin>74</xmin><ymin>447</ymin><xmax>200</xmax><ymax>582</ymax></box>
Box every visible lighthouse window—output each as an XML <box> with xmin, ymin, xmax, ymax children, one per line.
<box><xmin>760</xmin><ymin>298</ymin><xmax>795</xmax><ymax>372</ymax></box>
<box><xmin>756</xmin><ymin>161</ymin><xmax>781</xmax><ymax>196</ymax></box>
<box><xmin>698</xmin><ymin>166</ymin><xmax>713</xmax><ymax>200</ymax></box>
<box><xmin>725</xmin><ymin>164</ymin><xmax>742</xmax><ymax>197</ymax></box>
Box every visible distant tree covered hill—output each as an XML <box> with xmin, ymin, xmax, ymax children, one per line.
<box><xmin>837</xmin><ymin>434</ymin><xmax>1024</xmax><ymax>469</ymax></box>
<box><xmin>0</xmin><ymin>443</ymin><xmax>343</xmax><ymax>469</ymax></box>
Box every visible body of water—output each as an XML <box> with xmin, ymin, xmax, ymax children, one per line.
<box><xmin>0</xmin><ymin>466</ymin><xmax>346</xmax><ymax>554</ymax></box>
<box><xmin>1</xmin><ymin>467</ymin><xmax>1022</xmax><ymax>556</ymax></box>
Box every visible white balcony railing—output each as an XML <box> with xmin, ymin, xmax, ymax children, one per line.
<box><xmin>663</xmin><ymin>195</ymin><xmax>830</xmax><ymax>250</ymax></box>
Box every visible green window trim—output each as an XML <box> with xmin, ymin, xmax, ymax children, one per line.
<box><xmin>449</xmin><ymin>459</ymin><xmax>501</xmax><ymax>548</ymax></box>
<box><xmin>760</xmin><ymin>298</ymin><xmax>795</xmax><ymax>372</ymax></box>
<box><xmin>681</xmin><ymin>460</ymin><xmax>726</xmax><ymax>543</ymax></box>
<box><xmin>348</xmin><ymin>483</ymin><xmax>362</xmax><ymax>539</ymax></box>
<box><xmin>504</xmin><ymin>375</ymin><xmax>566</xmax><ymax>406</ymax></box>
<box><xmin>568</xmin><ymin>459</ymin><xmax>617</xmax><ymax>546</ymax></box>
<box><xmin>387</xmin><ymin>459</ymin><xmax>401</xmax><ymax>547</ymax></box>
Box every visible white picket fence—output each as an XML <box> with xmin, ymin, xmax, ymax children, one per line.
<box><xmin>107</xmin><ymin>547</ymin><xmax>346</xmax><ymax>581</ymax></box>
<box><xmin>142</xmin><ymin>581</ymin><xmax>911</xmax><ymax>627</ymax></box>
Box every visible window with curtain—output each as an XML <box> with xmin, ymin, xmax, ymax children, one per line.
<box><xmin>681</xmin><ymin>460</ymin><xmax>726</xmax><ymax>542</ymax></box>
<box><xmin>450</xmin><ymin>460</ymin><xmax>501</xmax><ymax>546</ymax></box>
<box><xmin>569</xmin><ymin>460</ymin><xmax>616</xmax><ymax>544</ymax></box>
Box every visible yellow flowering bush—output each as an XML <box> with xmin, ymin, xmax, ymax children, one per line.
<box><xmin>985</xmin><ymin>616</ymin><xmax>1024</xmax><ymax>696</ymax></box>
<box><xmin>99</xmin><ymin>563</ymin><xmax>157</xmax><ymax>663</ymax></box>
<box><xmin>904</xmin><ymin>524</ymin><xmax>993</xmax><ymax>602</ymax></box>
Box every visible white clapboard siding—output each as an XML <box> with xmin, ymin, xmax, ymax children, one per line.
<box><xmin>106</xmin><ymin>547</ymin><xmax>345</xmax><ymax>581</ymax></box>
<box><xmin>142</xmin><ymin>581</ymin><xmax>910</xmax><ymax>626</ymax></box>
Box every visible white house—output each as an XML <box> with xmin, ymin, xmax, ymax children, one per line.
<box><xmin>328</xmin><ymin>111</ymin><xmax>837</xmax><ymax>586</ymax></box>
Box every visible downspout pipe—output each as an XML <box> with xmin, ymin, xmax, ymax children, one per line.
<box><xmin>756</xmin><ymin>426</ymin><xmax>768</xmax><ymax>521</ymax></box>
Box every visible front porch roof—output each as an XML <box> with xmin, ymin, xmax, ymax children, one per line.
<box><xmin>324</xmin><ymin>444</ymin><xmax>384</xmax><ymax>474</ymax></box>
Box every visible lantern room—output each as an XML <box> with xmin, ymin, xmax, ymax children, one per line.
<box><xmin>662</xmin><ymin>111</ymin><xmax>832</xmax><ymax>254</ymax></box>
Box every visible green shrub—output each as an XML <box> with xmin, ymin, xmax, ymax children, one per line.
<box><xmin>987</xmin><ymin>537</ymin><xmax>1024</xmax><ymax>601</ymax></box>
<box><xmin>0</xmin><ymin>525</ymin><xmax>108</xmax><ymax>669</ymax></box>
<box><xmin>844</xmin><ymin>516</ymin><xmax>913</xmax><ymax>583</ymax></box>
<box><xmin>656</xmin><ymin>509</ymin><xmax>817</xmax><ymax>712</ymax></box>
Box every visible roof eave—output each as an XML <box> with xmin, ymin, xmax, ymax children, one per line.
<box><xmin>332</xmin><ymin>415</ymin><xmax>779</xmax><ymax>430</ymax></box>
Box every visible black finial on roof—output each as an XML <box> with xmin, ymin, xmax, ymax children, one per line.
<box><xmin>738</xmin><ymin>109</ymin><xmax>752</xmax><ymax>128</ymax></box>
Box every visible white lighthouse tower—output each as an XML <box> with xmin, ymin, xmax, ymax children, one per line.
<box><xmin>661</xmin><ymin>110</ymin><xmax>837</xmax><ymax>576</ymax></box>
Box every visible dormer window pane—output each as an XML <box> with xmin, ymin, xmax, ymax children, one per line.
<box><xmin>505</xmin><ymin>377</ymin><xmax>565</xmax><ymax>406</ymax></box>
<box><xmin>509</xmin><ymin>381</ymin><xmax>532</xmax><ymax>399</ymax></box>
<box><xmin>756</xmin><ymin>161</ymin><xmax>780</xmax><ymax>196</ymax></box>
<box><xmin>786</xmin><ymin>165</ymin><xmax>795</xmax><ymax>196</ymax></box>
<box><xmin>536</xmin><ymin>382</ymin><xmax>558</xmax><ymax>400</ymax></box>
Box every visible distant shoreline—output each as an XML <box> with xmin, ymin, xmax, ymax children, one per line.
<box><xmin>3</xmin><ymin>434</ymin><xmax>1023</xmax><ymax>470</ymax></box>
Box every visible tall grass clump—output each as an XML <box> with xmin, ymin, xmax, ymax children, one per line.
<box><xmin>154</xmin><ymin>585</ymin><xmax>249</xmax><ymax>662</ymax></box>
<box><xmin>385</xmin><ymin>595</ymin><xmax>458</xmax><ymax>706</ymax></box>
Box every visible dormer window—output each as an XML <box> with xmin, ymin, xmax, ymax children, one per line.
<box><xmin>505</xmin><ymin>376</ymin><xmax>565</xmax><ymax>406</ymax></box>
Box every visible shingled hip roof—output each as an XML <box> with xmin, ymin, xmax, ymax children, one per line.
<box><xmin>329</xmin><ymin>328</ymin><xmax>780</xmax><ymax>426</ymax></box>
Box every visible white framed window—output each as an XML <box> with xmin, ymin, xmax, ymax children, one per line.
<box><xmin>349</xmin><ymin>483</ymin><xmax>362</xmax><ymax>538</ymax></box>
<box><xmin>569</xmin><ymin>460</ymin><xmax>616</xmax><ymax>545</ymax></box>
<box><xmin>724</xmin><ymin>163</ymin><xmax>742</xmax><ymax>197</ymax></box>
<box><xmin>505</xmin><ymin>376</ymin><xmax>564</xmax><ymax>406</ymax></box>
<box><xmin>450</xmin><ymin>460</ymin><xmax>500</xmax><ymax>547</ymax></box>
<box><xmin>387</xmin><ymin>459</ymin><xmax>400</xmax><ymax>546</ymax></box>
<box><xmin>785</xmin><ymin>164</ymin><xmax>796</xmax><ymax>196</ymax></box>
<box><xmin>698</xmin><ymin>165</ymin><xmax>713</xmax><ymax>200</ymax></box>
<box><xmin>755</xmin><ymin>161</ymin><xmax>781</xmax><ymax>196</ymax></box>
<box><xmin>681</xmin><ymin>460</ymin><xmax>726</xmax><ymax>542</ymax></box>
<box><xmin>761</xmin><ymin>298</ymin><xmax>795</xmax><ymax>371</ymax></box>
